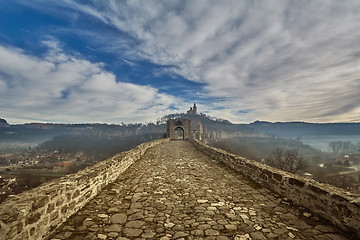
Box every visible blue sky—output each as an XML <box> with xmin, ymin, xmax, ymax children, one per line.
<box><xmin>0</xmin><ymin>1</ymin><xmax>360</xmax><ymax>124</ymax></box>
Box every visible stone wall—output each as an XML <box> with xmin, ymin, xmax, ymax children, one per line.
<box><xmin>167</xmin><ymin>119</ymin><xmax>192</xmax><ymax>140</ymax></box>
<box><xmin>191</xmin><ymin>139</ymin><xmax>360</xmax><ymax>237</ymax></box>
<box><xmin>0</xmin><ymin>138</ymin><xmax>170</xmax><ymax>240</ymax></box>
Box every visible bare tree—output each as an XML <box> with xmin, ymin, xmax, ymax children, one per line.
<box><xmin>266</xmin><ymin>148</ymin><xmax>308</xmax><ymax>174</ymax></box>
<box><xmin>329</xmin><ymin>141</ymin><xmax>352</xmax><ymax>155</ymax></box>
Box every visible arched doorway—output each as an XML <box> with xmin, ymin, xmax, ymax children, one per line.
<box><xmin>167</xmin><ymin>118</ymin><xmax>192</xmax><ymax>140</ymax></box>
<box><xmin>174</xmin><ymin>126</ymin><xmax>185</xmax><ymax>140</ymax></box>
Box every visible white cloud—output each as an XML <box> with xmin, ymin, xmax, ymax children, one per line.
<box><xmin>0</xmin><ymin>42</ymin><xmax>178</xmax><ymax>124</ymax></box>
<box><xmin>86</xmin><ymin>0</ymin><xmax>360</xmax><ymax>123</ymax></box>
<box><xmin>9</xmin><ymin>0</ymin><xmax>360</xmax><ymax>123</ymax></box>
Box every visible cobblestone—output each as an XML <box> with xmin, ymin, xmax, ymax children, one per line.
<box><xmin>48</xmin><ymin>141</ymin><xmax>352</xmax><ymax>239</ymax></box>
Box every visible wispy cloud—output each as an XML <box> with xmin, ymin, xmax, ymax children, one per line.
<box><xmin>86</xmin><ymin>46</ymin><xmax>96</xmax><ymax>51</ymax></box>
<box><xmin>122</xmin><ymin>59</ymin><xmax>136</xmax><ymax>66</ymax></box>
<box><xmin>0</xmin><ymin>42</ymin><xmax>179</xmax><ymax>124</ymax></box>
<box><xmin>46</xmin><ymin>0</ymin><xmax>360</xmax><ymax>123</ymax></box>
<box><xmin>4</xmin><ymin>0</ymin><xmax>360</xmax><ymax>123</ymax></box>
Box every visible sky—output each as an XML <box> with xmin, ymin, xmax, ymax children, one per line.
<box><xmin>0</xmin><ymin>0</ymin><xmax>360</xmax><ymax>124</ymax></box>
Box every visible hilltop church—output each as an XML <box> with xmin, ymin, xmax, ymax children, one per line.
<box><xmin>186</xmin><ymin>103</ymin><xmax>198</xmax><ymax>115</ymax></box>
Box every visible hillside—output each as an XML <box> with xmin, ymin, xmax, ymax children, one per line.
<box><xmin>0</xmin><ymin>120</ymin><xmax>166</xmax><ymax>152</ymax></box>
<box><xmin>249</xmin><ymin>121</ymin><xmax>360</xmax><ymax>137</ymax></box>
<box><xmin>1</xmin><ymin>115</ymin><xmax>360</xmax><ymax>153</ymax></box>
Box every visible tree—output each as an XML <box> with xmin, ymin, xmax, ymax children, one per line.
<box><xmin>58</xmin><ymin>146</ymin><xmax>63</xmax><ymax>153</ymax></box>
<box><xmin>0</xmin><ymin>156</ymin><xmax>8</xmax><ymax>166</ymax></box>
<box><xmin>266</xmin><ymin>148</ymin><xmax>309</xmax><ymax>174</ymax></box>
<box><xmin>329</xmin><ymin>141</ymin><xmax>352</xmax><ymax>155</ymax></box>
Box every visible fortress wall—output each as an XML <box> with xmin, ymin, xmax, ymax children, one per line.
<box><xmin>0</xmin><ymin>138</ymin><xmax>170</xmax><ymax>240</ymax></box>
<box><xmin>191</xmin><ymin>139</ymin><xmax>360</xmax><ymax>237</ymax></box>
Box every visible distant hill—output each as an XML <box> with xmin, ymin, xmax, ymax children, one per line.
<box><xmin>0</xmin><ymin>120</ymin><xmax>165</xmax><ymax>151</ymax></box>
<box><xmin>248</xmin><ymin>121</ymin><xmax>360</xmax><ymax>137</ymax></box>
<box><xmin>1</xmin><ymin>114</ymin><xmax>360</xmax><ymax>152</ymax></box>
<box><xmin>0</xmin><ymin>118</ymin><xmax>9</xmax><ymax>127</ymax></box>
<box><xmin>159</xmin><ymin>113</ymin><xmax>360</xmax><ymax>138</ymax></box>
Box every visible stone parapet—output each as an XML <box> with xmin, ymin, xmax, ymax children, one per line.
<box><xmin>191</xmin><ymin>139</ymin><xmax>360</xmax><ymax>237</ymax></box>
<box><xmin>0</xmin><ymin>138</ymin><xmax>170</xmax><ymax>240</ymax></box>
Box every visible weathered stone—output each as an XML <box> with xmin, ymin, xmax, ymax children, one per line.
<box><xmin>205</xmin><ymin>229</ymin><xmax>220</xmax><ymax>236</ymax></box>
<box><xmin>62</xmin><ymin>226</ymin><xmax>75</xmax><ymax>231</ymax></box>
<box><xmin>141</xmin><ymin>231</ymin><xmax>156</xmax><ymax>238</ymax></box>
<box><xmin>288</xmin><ymin>178</ymin><xmax>305</xmax><ymax>187</ymax></box>
<box><xmin>216</xmin><ymin>236</ymin><xmax>229</xmax><ymax>240</ymax></box>
<box><xmin>50</xmin><ymin>210</ymin><xmax>59</xmax><ymax>221</ymax></box>
<box><xmin>288</xmin><ymin>232</ymin><xmax>296</xmax><ymax>238</ymax></box>
<box><xmin>273</xmin><ymin>228</ymin><xmax>288</xmax><ymax>235</ymax></box>
<box><xmin>110</xmin><ymin>213</ymin><xmax>127</xmax><ymax>224</ymax></box>
<box><xmin>250</xmin><ymin>231</ymin><xmax>266</xmax><ymax>240</ymax></box>
<box><xmin>325</xmin><ymin>233</ymin><xmax>349</xmax><ymax>240</ymax></box>
<box><xmin>108</xmin><ymin>232</ymin><xmax>119</xmax><ymax>237</ymax></box>
<box><xmin>108</xmin><ymin>207</ymin><xmax>122</xmax><ymax>213</ymax></box>
<box><xmin>225</xmin><ymin>213</ymin><xmax>237</xmax><ymax>221</ymax></box>
<box><xmin>97</xmin><ymin>233</ymin><xmax>107</xmax><ymax>239</ymax></box>
<box><xmin>125</xmin><ymin>220</ymin><xmax>145</xmax><ymax>228</ymax></box>
<box><xmin>104</xmin><ymin>224</ymin><xmax>122</xmax><ymax>232</ymax></box>
<box><xmin>234</xmin><ymin>234</ymin><xmax>251</xmax><ymax>240</ymax></box>
<box><xmin>164</xmin><ymin>222</ymin><xmax>175</xmax><ymax>228</ymax></box>
<box><xmin>303</xmin><ymin>212</ymin><xmax>312</xmax><ymax>217</ymax></box>
<box><xmin>302</xmin><ymin>228</ymin><xmax>321</xmax><ymax>236</ymax></box>
<box><xmin>288</xmin><ymin>219</ymin><xmax>310</xmax><ymax>230</ymax></box>
<box><xmin>26</xmin><ymin>212</ymin><xmax>41</xmax><ymax>225</ymax></box>
<box><xmin>172</xmin><ymin>224</ymin><xmax>184</xmax><ymax>231</ymax></box>
<box><xmin>32</xmin><ymin>196</ymin><xmax>49</xmax><ymax>211</ymax></box>
<box><xmin>83</xmin><ymin>219</ymin><xmax>95</xmax><ymax>227</ymax></box>
<box><xmin>159</xmin><ymin>237</ymin><xmax>171</xmax><ymax>240</ymax></box>
<box><xmin>225</xmin><ymin>224</ymin><xmax>237</xmax><ymax>230</ymax></box>
<box><xmin>123</xmin><ymin>228</ymin><xmax>143</xmax><ymax>237</ymax></box>
<box><xmin>198</xmin><ymin>224</ymin><xmax>211</xmax><ymax>230</ymax></box>
<box><xmin>128</xmin><ymin>211</ymin><xmax>144</xmax><ymax>220</ymax></box>
<box><xmin>212</xmin><ymin>224</ymin><xmax>225</xmax><ymax>230</ymax></box>
<box><xmin>204</xmin><ymin>210</ymin><xmax>216</xmax><ymax>216</ymax></box>
<box><xmin>192</xmin><ymin>229</ymin><xmax>204</xmax><ymax>236</ymax></box>
<box><xmin>286</xmin><ymin>226</ymin><xmax>298</xmax><ymax>232</ymax></box>
<box><xmin>156</xmin><ymin>227</ymin><xmax>165</xmax><ymax>233</ymax></box>
<box><xmin>315</xmin><ymin>225</ymin><xmax>335</xmax><ymax>233</ymax></box>
<box><xmin>173</xmin><ymin>231</ymin><xmax>189</xmax><ymax>238</ymax></box>
<box><xmin>184</xmin><ymin>219</ymin><xmax>195</xmax><ymax>225</ymax></box>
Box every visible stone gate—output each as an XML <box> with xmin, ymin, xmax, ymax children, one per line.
<box><xmin>167</xmin><ymin>119</ymin><xmax>192</xmax><ymax>140</ymax></box>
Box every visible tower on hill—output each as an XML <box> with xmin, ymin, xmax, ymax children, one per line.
<box><xmin>187</xmin><ymin>103</ymin><xmax>198</xmax><ymax>115</ymax></box>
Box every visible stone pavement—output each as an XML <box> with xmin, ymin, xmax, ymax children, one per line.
<box><xmin>48</xmin><ymin>141</ymin><xmax>352</xmax><ymax>240</ymax></box>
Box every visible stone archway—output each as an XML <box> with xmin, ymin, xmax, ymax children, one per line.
<box><xmin>174</xmin><ymin>126</ymin><xmax>185</xmax><ymax>140</ymax></box>
<box><xmin>167</xmin><ymin>118</ymin><xmax>192</xmax><ymax>140</ymax></box>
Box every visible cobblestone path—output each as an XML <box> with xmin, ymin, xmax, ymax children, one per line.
<box><xmin>49</xmin><ymin>141</ymin><xmax>351</xmax><ymax>240</ymax></box>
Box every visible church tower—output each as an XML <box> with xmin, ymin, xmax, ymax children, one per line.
<box><xmin>193</xmin><ymin>103</ymin><xmax>197</xmax><ymax>115</ymax></box>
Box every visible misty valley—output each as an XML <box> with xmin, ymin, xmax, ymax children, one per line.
<box><xmin>1</xmin><ymin>116</ymin><xmax>360</xmax><ymax>204</ymax></box>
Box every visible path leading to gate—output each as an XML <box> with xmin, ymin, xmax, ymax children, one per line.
<box><xmin>49</xmin><ymin>141</ymin><xmax>350</xmax><ymax>240</ymax></box>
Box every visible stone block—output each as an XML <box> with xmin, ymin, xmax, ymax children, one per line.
<box><xmin>272</xmin><ymin>172</ymin><xmax>282</xmax><ymax>182</ymax></box>
<box><xmin>72</xmin><ymin>189</ymin><xmax>80</xmax><ymax>198</ymax></box>
<box><xmin>26</xmin><ymin>212</ymin><xmax>41</xmax><ymax>225</ymax></box>
<box><xmin>288</xmin><ymin>178</ymin><xmax>305</xmax><ymax>187</ymax></box>
<box><xmin>47</xmin><ymin>203</ymin><xmax>55</xmax><ymax>213</ymax></box>
<box><xmin>32</xmin><ymin>196</ymin><xmax>49</xmax><ymax>211</ymax></box>
<box><xmin>50</xmin><ymin>210</ymin><xmax>59</xmax><ymax>221</ymax></box>
<box><xmin>308</xmin><ymin>185</ymin><xmax>328</xmax><ymax>195</ymax></box>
